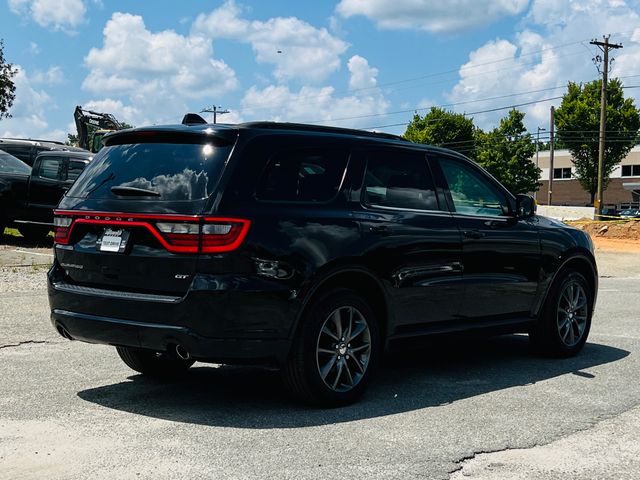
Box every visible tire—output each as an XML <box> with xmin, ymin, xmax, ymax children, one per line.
<box><xmin>116</xmin><ymin>346</ymin><xmax>195</xmax><ymax>378</ymax></box>
<box><xmin>18</xmin><ymin>225</ymin><xmax>52</xmax><ymax>243</ymax></box>
<box><xmin>282</xmin><ymin>289</ymin><xmax>381</xmax><ymax>407</ymax></box>
<box><xmin>530</xmin><ymin>270</ymin><xmax>593</xmax><ymax>357</ymax></box>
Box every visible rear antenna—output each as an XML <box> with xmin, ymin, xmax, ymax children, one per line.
<box><xmin>182</xmin><ymin>113</ymin><xmax>207</xmax><ymax>125</ymax></box>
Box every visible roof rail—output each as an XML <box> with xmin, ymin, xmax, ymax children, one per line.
<box><xmin>239</xmin><ymin>121</ymin><xmax>407</xmax><ymax>142</ymax></box>
<box><xmin>0</xmin><ymin>137</ymin><xmax>65</xmax><ymax>145</ymax></box>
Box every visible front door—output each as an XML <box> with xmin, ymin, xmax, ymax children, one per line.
<box><xmin>433</xmin><ymin>154</ymin><xmax>540</xmax><ymax>321</ymax></box>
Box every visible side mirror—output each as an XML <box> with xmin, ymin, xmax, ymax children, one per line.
<box><xmin>515</xmin><ymin>194</ymin><xmax>536</xmax><ymax>218</ymax></box>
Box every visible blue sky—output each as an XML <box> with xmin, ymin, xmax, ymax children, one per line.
<box><xmin>2</xmin><ymin>0</ymin><xmax>640</xmax><ymax>142</ymax></box>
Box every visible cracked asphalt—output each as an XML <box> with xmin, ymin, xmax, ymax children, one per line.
<box><xmin>1</xmin><ymin>239</ymin><xmax>640</xmax><ymax>480</ymax></box>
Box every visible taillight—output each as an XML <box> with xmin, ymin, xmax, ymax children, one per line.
<box><xmin>53</xmin><ymin>211</ymin><xmax>251</xmax><ymax>253</ymax></box>
<box><xmin>200</xmin><ymin>219</ymin><xmax>251</xmax><ymax>253</ymax></box>
<box><xmin>53</xmin><ymin>216</ymin><xmax>73</xmax><ymax>244</ymax></box>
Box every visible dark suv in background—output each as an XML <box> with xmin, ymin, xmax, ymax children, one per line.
<box><xmin>48</xmin><ymin>121</ymin><xmax>598</xmax><ymax>406</ymax></box>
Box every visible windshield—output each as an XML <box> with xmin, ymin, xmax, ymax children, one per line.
<box><xmin>0</xmin><ymin>151</ymin><xmax>31</xmax><ymax>175</ymax></box>
<box><xmin>67</xmin><ymin>140</ymin><xmax>233</xmax><ymax>201</ymax></box>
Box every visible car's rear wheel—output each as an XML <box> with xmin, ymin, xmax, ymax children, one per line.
<box><xmin>116</xmin><ymin>346</ymin><xmax>195</xmax><ymax>377</ymax></box>
<box><xmin>282</xmin><ymin>289</ymin><xmax>380</xmax><ymax>407</ymax></box>
<box><xmin>530</xmin><ymin>270</ymin><xmax>593</xmax><ymax>357</ymax></box>
<box><xmin>18</xmin><ymin>225</ymin><xmax>51</xmax><ymax>243</ymax></box>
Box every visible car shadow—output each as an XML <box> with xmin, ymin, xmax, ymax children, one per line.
<box><xmin>77</xmin><ymin>335</ymin><xmax>629</xmax><ymax>428</ymax></box>
<box><xmin>0</xmin><ymin>231</ymin><xmax>53</xmax><ymax>248</ymax></box>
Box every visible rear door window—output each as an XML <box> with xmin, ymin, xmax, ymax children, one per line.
<box><xmin>363</xmin><ymin>150</ymin><xmax>438</xmax><ymax>211</ymax></box>
<box><xmin>256</xmin><ymin>148</ymin><xmax>349</xmax><ymax>202</ymax></box>
<box><xmin>67</xmin><ymin>160</ymin><xmax>88</xmax><ymax>182</ymax></box>
<box><xmin>66</xmin><ymin>138</ymin><xmax>234</xmax><ymax>201</ymax></box>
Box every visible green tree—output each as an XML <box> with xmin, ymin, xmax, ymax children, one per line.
<box><xmin>475</xmin><ymin>109</ymin><xmax>540</xmax><ymax>195</ymax></box>
<box><xmin>404</xmin><ymin>107</ymin><xmax>475</xmax><ymax>155</ymax></box>
<box><xmin>555</xmin><ymin>79</ymin><xmax>640</xmax><ymax>204</ymax></box>
<box><xmin>66</xmin><ymin>133</ymin><xmax>78</xmax><ymax>146</ymax></box>
<box><xmin>0</xmin><ymin>39</ymin><xmax>18</xmax><ymax>119</ymax></box>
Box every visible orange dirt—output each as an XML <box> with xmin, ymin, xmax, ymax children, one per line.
<box><xmin>569</xmin><ymin>220</ymin><xmax>640</xmax><ymax>252</ymax></box>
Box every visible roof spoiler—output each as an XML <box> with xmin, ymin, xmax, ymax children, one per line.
<box><xmin>182</xmin><ymin>113</ymin><xmax>207</xmax><ymax>125</ymax></box>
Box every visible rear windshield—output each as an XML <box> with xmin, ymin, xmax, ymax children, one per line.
<box><xmin>66</xmin><ymin>141</ymin><xmax>233</xmax><ymax>201</ymax></box>
<box><xmin>0</xmin><ymin>151</ymin><xmax>31</xmax><ymax>175</ymax></box>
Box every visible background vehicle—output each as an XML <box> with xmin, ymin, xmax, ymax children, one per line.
<box><xmin>619</xmin><ymin>209</ymin><xmax>640</xmax><ymax>219</ymax></box>
<box><xmin>74</xmin><ymin>105</ymin><xmax>127</xmax><ymax>153</ymax></box>
<box><xmin>0</xmin><ymin>138</ymin><xmax>87</xmax><ymax>167</ymax></box>
<box><xmin>0</xmin><ymin>150</ymin><xmax>92</xmax><ymax>240</ymax></box>
<box><xmin>48</xmin><ymin>120</ymin><xmax>598</xmax><ymax>407</ymax></box>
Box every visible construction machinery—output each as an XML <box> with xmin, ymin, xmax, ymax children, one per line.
<box><xmin>74</xmin><ymin>106</ymin><xmax>126</xmax><ymax>153</ymax></box>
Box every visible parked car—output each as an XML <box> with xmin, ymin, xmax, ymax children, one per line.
<box><xmin>48</xmin><ymin>121</ymin><xmax>598</xmax><ymax>407</ymax></box>
<box><xmin>619</xmin><ymin>209</ymin><xmax>640</xmax><ymax>219</ymax></box>
<box><xmin>0</xmin><ymin>138</ymin><xmax>87</xmax><ymax>167</ymax></box>
<box><xmin>0</xmin><ymin>149</ymin><xmax>93</xmax><ymax>240</ymax></box>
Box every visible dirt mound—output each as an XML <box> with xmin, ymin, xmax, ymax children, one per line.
<box><xmin>575</xmin><ymin>220</ymin><xmax>640</xmax><ymax>241</ymax></box>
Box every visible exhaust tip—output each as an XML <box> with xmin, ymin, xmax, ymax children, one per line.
<box><xmin>56</xmin><ymin>324</ymin><xmax>73</xmax><ymax>341</ymax></box>
<box><xmin>175</xmin><ymin>344</ymin><xmax>190</xmax><ymax>360</ymax></box>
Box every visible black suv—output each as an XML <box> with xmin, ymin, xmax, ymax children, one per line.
<box><xmin>48</xmin><ymin>121</ymin><xmax>598</xmax><ymax>406</ymax></box>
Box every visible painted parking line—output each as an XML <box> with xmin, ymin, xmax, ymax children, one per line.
<box><xmin>13</xmin><ymin>249</ymin><xmax>53</xmax><ymax>257</ymax></box>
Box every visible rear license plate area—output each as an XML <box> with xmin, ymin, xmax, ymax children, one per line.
<box><xmin>98</xmin><ymin>228</ymin><xmax>130</xmax><ymax>253</ymax></box>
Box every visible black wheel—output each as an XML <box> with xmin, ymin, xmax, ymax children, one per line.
<box><xmin>282</xmin><ymin>289</ymin><xmax>380</xmax><ymax>407</ymax></box>
<box><xmin>18</xmin><ymin>225</ymin><xmax>51</xmax><ymax>243</ymax></box>
<box><xmin>116</xmin><ymin>346</ymin><xmax>195</xmax><ymax>378</ymax></box>
<box><xmin>530</xmin><ymin>270</ymin><xmax>593</xmax><ymax>357</ymax></box>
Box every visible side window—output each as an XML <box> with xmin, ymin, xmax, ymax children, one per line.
<box><xmin>363</xmin><ymin>150</ymin><xmax>438</xmax><ymax>211</ymax></box>
<box><xmin>439</xmin><ymin>157</ymin><xmax>508</xmax><ymax>217</ymax></box>
<box><xmin>256</xmin><ymin>148</ymin><xmax>349</xmax><ymax>202</ymax></box>
<box><xmin>2</xmin><ymin>145</ymin><xmax>33</xmax><ymax>164</ymax></box>
<box><xmin>37</xmin><ymin>157</ymin><xmax>64</xmax><ymax>180</ymax></box>
<box><xmin>67</xmin><ymin>160</ymin><xmax>87</xmax><ymax>182</ymax></box>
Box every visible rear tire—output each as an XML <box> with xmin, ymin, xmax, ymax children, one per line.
<box><xmin>116</xmin><ymin>346</ymin><xmax>195</xmax><ymax>378</ymax></box>
<box><xmin>530</xmin><ymin>270</ymin><xmax>593</xmax><ymax>357</ymax></box>
<box><xmin>282</xmin><ymin>289</ymin><xmax>380</xmax><ymax>407</ymax></box>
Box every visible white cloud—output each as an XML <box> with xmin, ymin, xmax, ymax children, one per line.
<box><xmin>8</xmin><ymin>0</ymin><xmax>86</xmax><ymax>32</ymax></box>
<box><xmin>0</xmin><ymin>66</ymin><xmax>65</xmax><ymax>141</ymax></box>
<box><xmin>32</xmin><ymin>66</ymin><xmax>65</xmax><ymax>85</ymax></box>
<box><xmin>82</xmin><ymin>12</ymin><xmax>238</xmax><ymax>126</ymax></box>
<box><xmin>193</xmin><ymin>1</ymin><xmax>348</xmax><ymax>83</ymax></box>
<box><xmin>237</xmin><ymin>55</ymin><xmax>389</xmax><ymax>129</ymax></box>
<box><xmin>28</xmin><ymin>42</ymin><xmax>40</xmax><ymax>55</ymax></box>
<box><xmin>336</xmin><ymin>0</ymin><xmax>529</xmax><ymax>33</ymax></box>
<box><xmin>446</xmin><ymin>0</ymin><xmax>640</xmax><ymax>130</ymax></box>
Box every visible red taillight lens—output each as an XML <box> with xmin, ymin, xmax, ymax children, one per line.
<box><xmin>200</xmin><ymin>219</ymin><xmax>251</xmax><ymax>253</ymax></box>
<box><xmin>156</xmin><ymin>222</ymin><xmax>201</xmax><ymax>250</ymax></box>
<box><xmin>53</xmin><ymin>216</ymin><xmax>73</xmax><ymax>244</ymax></box>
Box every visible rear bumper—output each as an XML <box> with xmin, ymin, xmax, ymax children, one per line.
<box><xmin>47</xmin><ymin>264</ymin><xmax>297</xmax><ymax>364</ymax></box>
<box><xmin>50</xmin><ymin>309</ymin><xmax>291</xmax><ymax>364</ymax></box>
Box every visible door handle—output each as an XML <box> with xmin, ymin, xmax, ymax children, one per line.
<box><xmin>463</xmin><ymin>230</ymin><xmax>485</xmax><ymax>239</ymax></box>
<box><xmin>369</xmin><ymin>225</ymin><xmax>391</xmax><ymax>235</ymax></box>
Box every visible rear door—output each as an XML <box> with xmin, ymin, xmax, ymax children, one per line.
<box><xmin>431</xmin><ymin>154</ymin><xmax>540</xmax><ymax>321</ymax></box>
<box><xmin>354</xmin><ymin>148</ymin><xmax>464</xmax><ymax>335</ymax></box>
<box><xmin>54</xmin><ymin>131</ymin><xmax>237</xmax><ymax>296</ymax></box>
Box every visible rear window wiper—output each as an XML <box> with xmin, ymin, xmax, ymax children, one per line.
<box><xmin>110</xmin><ymin>186</ymin><xmax>161</xmax><ymax>197</ymax></box>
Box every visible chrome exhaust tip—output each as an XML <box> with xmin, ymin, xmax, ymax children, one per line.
<box><xmin>175</xmin><ymin>344</ymin><xmax>190</xmax><ymax>360</ymax></box>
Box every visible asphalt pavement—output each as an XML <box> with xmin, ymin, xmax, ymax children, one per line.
<box><xmin>1</xmin><ymin>240</ymin><xmax>639</xmax><ymax>479</ymax></box>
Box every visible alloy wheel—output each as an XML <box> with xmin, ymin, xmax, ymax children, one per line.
<box><xmin>557</xmin><ymin>280</ymin><xmax>588</xmax><ymax>347</ymax></box>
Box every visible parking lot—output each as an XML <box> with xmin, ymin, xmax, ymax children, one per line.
<box><xmin>1</xmin><ymin>236</ymin><xmax>640</xmax><ymax>479</ymax></box>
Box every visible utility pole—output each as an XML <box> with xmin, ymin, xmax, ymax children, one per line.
<box><xmin>548</xmin><ymin>106</ymin><xmax>555</xmax><ymax>206</ymax></box>
<box><xmin>535</xmin><ymin>126</ymin><xmax>545</xmax><ymax>202</ymax></box>
<box><xmin>590</xmin><ymin>35</ymin><xmax>623</xmax><ymax>215</ymax></box>
<box><xmin>200</xmin><ymin>105</ymin><xmax>230</xmax><ymax>124</ymax></box>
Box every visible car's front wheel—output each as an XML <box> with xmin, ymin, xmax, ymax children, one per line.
<box><xmin>530</xmin><ymin>270</ymin><xmax>593</xmax><ymax>357</ymax></box>
<box><xmin>116</xmin><ymin>346</ymin><xmax>195</xmax><ymax>377</ymax></box>
<box><xmin>282</xmin><ymin>289</ymin><xmax>380</xmax><ymax>407</ymax></box>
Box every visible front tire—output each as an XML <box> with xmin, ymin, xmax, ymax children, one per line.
<box><xmin>530</xmin><ymin>270</ymin><xmax>593</xmax><ymax>357</ymax></box>
<box><xmin>116</xmin><ymin>346</ymin><xmax>195</xmax><ymax>378</ymax></box>
<box><xmin>282</xmin><ymin>289</ymin><xmax>380</xmax><ymax>407</ymax></box>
